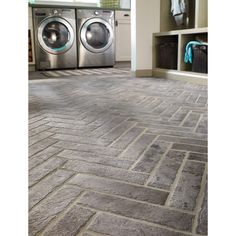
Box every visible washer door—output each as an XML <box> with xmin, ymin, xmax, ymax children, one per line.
<box><xmin>80</xmin><ymin>18</ymin><xmax>113</xmax><ymax>53</ymax></box>
<box><xmin>38</xmin><ymin>17</ymin><xmax>74</xmax><ymax>54</ymax></box>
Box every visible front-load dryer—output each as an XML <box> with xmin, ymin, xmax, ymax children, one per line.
<box><xmin>33</xmin><ymin>8</ymin><xmax>77</xmax><ymax>70</ymax></box>
<box><xmin>77</xmin><ymin>9</ymin><xmax>115</xmax><ymax>68</ymax></box>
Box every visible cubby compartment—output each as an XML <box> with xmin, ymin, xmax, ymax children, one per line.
<box><xmin>155</xmin><ymin>35</ymin><xmax>178</xmax><ymax>70</ymax></box>
<box><xmin>180</xmin><ymin>32</ymin><xmax>208</xmax><ymax>73</ymax></box>
<box><xmin>160</xmin><ymin>0</ymin><xmax>196</xmax><ymax>32</ymax></box>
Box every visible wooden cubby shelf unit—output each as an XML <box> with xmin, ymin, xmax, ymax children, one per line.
<box><xmin>153</xmin><ymin>0</ymin><xmax>208</xmax><ymax>84</ymax></box>
<box><xmin>153</xmin><ymin>28</ymin><xmax>208</xmax><ymax>85</ymax></box>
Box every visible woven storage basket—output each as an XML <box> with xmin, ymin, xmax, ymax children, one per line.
<box><xmin>192</xmin><ymin>44</ymin><xmax>208</xmax><ymax>73</ymax></box>
<box><xmin>100</xmin><ymin>0</ymin><xmax>120</xmax><ymax>8</ymax></box>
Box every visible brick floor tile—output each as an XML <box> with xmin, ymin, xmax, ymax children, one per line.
<box><xmin>148</xmin><ymin>150</ymin><xmax>186</xmax><ymax>190</ymax></box>
<box><xmin>196</xmin><ymin>182</ymin><xmax>208</xmax><ymax>235</ymax></box>
<box><xmin>121</xmin><ymin>134</ymin><xmax>156</xmax><ymax>160</ymax></box>
<box><xmin>29</xmin><ymin>169</ymin><xmax>74</xmax><ymax>209</ymax></box>
<box><xmin>188</xmin><ymin>152</ymin><xmax>208</xmax><ymax>162</ymax></box>
<box><xmin>43</xmin><ymin>205</ymin><xmax>95</xmax><ymax>236</ymax></box>
<box><xmin>29</xmin><ymin>185</ymin><xmax>82</xmax><ymax>235</ymax></box>
<box><xmin>29</xmin><ymin>138</ymin><xmax>58</xmax><ymax>157</ymax></box>
<box><xmin>78</xmin><ymin>191</ymin><xmax>193</xmax><ymax>231</ymax></box>
<box><xmin>29</xmin><ymin>146</ymin><xmax>62</xmax><ymax>170</ymax></box>
<box><xmin>110</xmin><ymin>127</ymin><xmax>144</xmax><ymax>150</ymax></box>
<box><xmin>171</xmin><ymin>143</ymin><xmax>207</xmax><ymax>154</ymax></box>
<box><xmin>58</xmin><ymin>149</ymin><xmax>133</xmax><ymax>169</ymax></box>
<box><xmin>168</xmin><ymin>161</ymin><xmax>205</xmax><ymax>211</ymax></box>
<box><xmin>63</xmin><ymin>160</ymin><xmax>149</xmax><ymax>185</ymax></box>
<box><xmin>69</xmin><ymin>174</ymin><xmax>168</xmax><ymax>205</ymax></box>
<box><xmin>88</xmin><ymin>213</ymin><xmax>192</xmax><ymax>236</ymax></box>
<box><xmin>29</xmin><ymin>157</ymin><xmax>67</xmax><ymax>187</ymax></box>
<box><xmin>132</xmin><ymin>141</ymin><xmax>170</xmax><ymax>173</ymax></box>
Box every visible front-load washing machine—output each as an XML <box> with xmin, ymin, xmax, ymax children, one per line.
<box><xmin>33</xmin><ymin>8</ymin><xmax>77</xmax><ymax>70</ymax></box>
<box><xmin>77</xmin><ymin>9</ymin><xmax>115</xmax><ymax>68</ymax></box>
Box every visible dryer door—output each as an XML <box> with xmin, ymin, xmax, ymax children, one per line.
<box><xmin>80</xmin><ymin>18</ymin><xmax>114</xmax><ymax>53</ymax></box>
<box><xmin>37</xmin><ymin>17</ymin><xmax>74</xmax><ymax>54</ymax></box>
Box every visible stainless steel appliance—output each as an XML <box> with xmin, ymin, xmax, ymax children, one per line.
<box><xmin>77</xmin><ymin>9</ymin><xmax>115</xmax><ymax>68</ymax></box>
<box><xmin>33</xmin><ymin>8</ymin><xmax>77</xmax><ymax>70</ymax></box>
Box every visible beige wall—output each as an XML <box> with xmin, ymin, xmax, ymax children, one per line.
<box><xmin>131</xmin><ymin>0</ymin><xmax>160</xmax><ymax>72</ymax></box>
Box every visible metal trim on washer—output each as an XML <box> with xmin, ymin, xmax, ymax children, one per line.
<box><xmin>80</xmin><ymin>18</ymin><xmax>114</xmax><ymax>53</ymax></box>
<box><xmin>37</xmin><ymin>17</ymin><xmax>74</xmax><ymax>55</ymax></box>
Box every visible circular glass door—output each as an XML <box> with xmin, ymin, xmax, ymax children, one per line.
<box><xmin>38</xmin><ymin>17</ymin><xmax>74</xmax><ymax>54</ymax></box>
<box><xmin>80</xmin><ymin>18</ymin><xmax>113</xmax><ymax>53</ymax></box>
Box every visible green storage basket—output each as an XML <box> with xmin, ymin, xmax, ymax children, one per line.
<box><xmin>100</xmin><ymin>0</ymin><xmax>120</xmax><ymax>8</ymax></box>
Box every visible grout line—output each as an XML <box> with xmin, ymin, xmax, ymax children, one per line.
<box><xmin>77</xmin><ymin>230</ymin><xmax>109</xmax><ymax>236</ymax></box>
<box><xmin>180</xmin><ymin>110</ymin><xmax>192</xmax><ymax>127</ymax></box>
<box><xmin>193</xmin><ymin>113</ymin><xmax>203</xmax><ymax>133</ymax></box>
<box><xmin>107</xmin><ymin>122</ymin><xmax>138</xmax><ymax>147</ymax></box>
<box><xmin>192</xmin><ymin>164</ymin><xmax>208</xmax><ymax>234</ymax></box>
<box><xmin>150</xmin><ymin>100</ymin><xmax>164</xmax><ymax>112</ymax></box>
<box><xmin>165</xmin><ymin>151</ymin><xmax>189</xmax><ymax>206</ymax></box>
<box><xmin>168</xmin><ymin>106</ymin><xmax>182</xmax><ymax>121</ymax></box>
<box><xmin>128</xmin><ymin>135</ymin><xmax>160</xmax><ymax>171</ymax></box>
<box><xmin>144</xmin><ymin>144</ymin><xmax>173</xmax><ymax>187</ymax></box>
<box><xmin>117</xmin><ymin>128</ymin><xmax>148</xmax><ymax>158</ymax></box>
<box><xmin>187</xmin><ymin>159</ymin><xmax>207</xmax><ymax>164</ymax></box>
<box><xmin>195</xmin><ymin>94</ymin><xmax>202</xmax><ymax>104</ymax></box>
<box><xmin>76</xmin><ymin>212</ymin><xmax>99</xmax><ymax>236</ymax></box>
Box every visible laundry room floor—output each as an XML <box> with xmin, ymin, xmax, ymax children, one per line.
<box><xmin>29</xmin><ymin>71</ymin><xmax>208</xmax><ymax>236</ymax></box>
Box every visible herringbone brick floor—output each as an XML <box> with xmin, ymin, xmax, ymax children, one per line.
<box><xmin>29</xmin><ymin>72</ymin><xmax>208</xmax><ymax>236</ymax></box>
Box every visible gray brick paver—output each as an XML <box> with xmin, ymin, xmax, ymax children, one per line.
<box><xmin>29</xmin><ymin>185</ymin><xmax>82</xmax><ymax>236</ymax></box>
<box><xmin>168</xmin><ymin>161</ymin><xmax>205</xmax><ymax>211</ymax></box>
<box><xmin>148</xmin><ymin>150</ymin><xmax>186</xmax><ymax>190</ymax></box>
<box><xmin>58</xmin><ymin>149</ymin><xmax>133</xmax><ymax>169</ymax></box>
<box><xmin>121</xmin><ymin>133</ymin><xmax>156</xmax><ymax>160</ymax></box>
<box><xmin>69</xmin><ymin>174</ymin><xmax>168</xmax><ymax>205</ymax></box>
<box><xmin>78</xmin><ymin>191</ymin><xmax>194</xmax><ymax>232</ymax></box>
<box><xmin>196</xmin><ymin>182</ymin><xmax>208</xmax><ymax>235</ymax></box>
<box><xmin>132</xmin><ymin>140</ymin><xmax>170</xmax><ymax>173</ymax></box>
<box><xmin>29</xmin><ymin>146</ymin><xmax>62</xmax><ymax>170</ymax></box>
<box><xmin>29</xmin><ymin>169</ymin><xmax>74</xmax><ymax>209</ymax></box>
<box><xmin>29</xmin><ymin>156</ymin><xmax>67</xmax><ymax>187</ymax></box>
<box><xmin>88</xmin><ymin>213</ymin><xmax>192</xmax><ymax>236</ymax></box>
<box><xmin>110</xmin><ymin>127</ymin><xmax>144</xmax><ymax>150</ymax></box>
<box><xmin>63</xmin><ymin>160</ymin><xmax>149</xmax><ymax>185</ymax></box>
<box><xmin>171</xmin><ymin>143</ymin><xmax>207</xmax><ymax>154</ymax></box>
<box><xmin>42</xmin><ymin>205</ymin><xmax>95</xmax><ymax>236</ymax></box>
